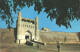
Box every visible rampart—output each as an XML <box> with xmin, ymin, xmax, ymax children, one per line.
<box><xmin>39</xmin><ymin>30</ymin><xmax>80</xmax><ymax>44</ymax></box>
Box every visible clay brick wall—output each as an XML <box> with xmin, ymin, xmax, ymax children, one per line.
<box><xmin>0</xmin><ymin>28</ymin><xmax>16</xmax><ymax>43</ymax></box>
<box><xmin>39</xmin><ymin>31</ymin><xmax>79</xmax><ymax>43</ymax></box>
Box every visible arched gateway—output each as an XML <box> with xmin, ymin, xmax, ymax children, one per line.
<box><xmin>16</xmin><ymin>12</ymin><xmax>39</xmax><ymax>44</ymax></box>
<box><xmin>25</xmin><ymin>31</ymin><xmax>32</xmax><ymax>41</ymax></box>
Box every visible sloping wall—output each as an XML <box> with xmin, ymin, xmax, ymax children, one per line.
<box><xmin>77</xmin><ymin>32</ymin><xmax>80</xmax><ymax>41</ymax></box>
<box><xmin>39</xmin><ymin>30</ymin><xmax>79</xmax><ymax>43</ymax></box>
<box><xmin>0</xmin><ymin>28</ymin><xmax>16</xmax><ymax>43</ymax></box>
<box><xmin>0</xmin><ymin>28</ymin><xmax>80</xmax><ymax>44</ymax></box>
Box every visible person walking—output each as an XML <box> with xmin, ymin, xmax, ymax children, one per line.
<box><xmin>37</xmin><ymin>44</ymin><xmax>39</xmax><ymax>49</ymax></box>
<box><xmin>57</xmin><ymin>41</ymin><xmax>60</xmax><ymax>52</ymax></box>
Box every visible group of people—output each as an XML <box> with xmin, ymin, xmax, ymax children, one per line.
<box><xmin>37</xmin><ymin>44</ymin><xmax>42</xmax><ymax>49</ymax></box>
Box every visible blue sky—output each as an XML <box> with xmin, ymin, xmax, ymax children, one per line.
<box><xmin>0</xmin><ymin>5</ymin><xmax>80</xmax><ymax>32</ymax></box>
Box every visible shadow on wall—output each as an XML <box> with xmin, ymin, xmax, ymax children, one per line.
<box><xmin>14</xmin><ymin>28</ymin><xmax>17</xmax><ymax>42</ymax></box>
<box><xmin>77</xmin><ymin>32</ymin><xmax>80</xmax><ymax>41</ymax></box>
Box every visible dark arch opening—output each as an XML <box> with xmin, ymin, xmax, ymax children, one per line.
<box><xmin>25</xmin><ymin>30</ymin><xmax>33</xmax><ymax>46</ymax></box>
<box><xmin>25</xmin><ymin>30</ymin><xmax>32</xmax><ymax>41</ymax></box>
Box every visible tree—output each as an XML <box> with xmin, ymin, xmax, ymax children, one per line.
<box><xmin>0</xmin><ymin>0</ymin><xmax>80</xmax><ymax>29</ymax></box>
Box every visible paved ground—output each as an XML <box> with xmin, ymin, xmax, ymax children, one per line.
<box><xmin>0</xmin><ymin>43</ymin><xmax>80</xmax><ymax>52</ymax></box>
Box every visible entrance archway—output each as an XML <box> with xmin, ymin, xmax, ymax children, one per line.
<box><xmin>25</xmin><ymin>31</ymin><xmax>32</xmax><ymax>41</ymax></box>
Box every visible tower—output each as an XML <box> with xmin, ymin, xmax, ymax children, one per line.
<box><xmin>17</xmin><ymin>12</ymin><xmax>22</xmax><ymax>35</ymax></box>
<box><xmin>35</xmin><ymin>17</ymin><xmax>39</xmax><ymax>41</ymax></box>
<box><xmin>16</xmin><ymin>12</ymin><xmax>22</xmax><ymax>44</ymax></box>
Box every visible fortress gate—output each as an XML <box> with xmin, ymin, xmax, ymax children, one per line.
<box><xmin>16</xmin><ymin>12</ymin><xmax>39</xmax><ymax>44</ymax></box>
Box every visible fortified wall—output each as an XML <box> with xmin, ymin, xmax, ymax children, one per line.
<box><xmin>0</xmin><ymin>28</ymin><xmax>79</xmax><ymax>44</ymax></box>
<box><xmin>40</xmin><ymin>28</ymin><xmax>80</xmax><ymax>44</ymax></box>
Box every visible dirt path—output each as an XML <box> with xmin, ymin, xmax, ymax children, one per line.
<box><xmin>0</xmin><ymin>43</ymin><xmax>80</xmax><ymax>52</ymax></box>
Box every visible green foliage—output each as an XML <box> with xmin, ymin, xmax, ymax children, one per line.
<box><xmin>0</xmin><ymin>0</ymin><xmax>80</xmax><ymax>29</ymax></box>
